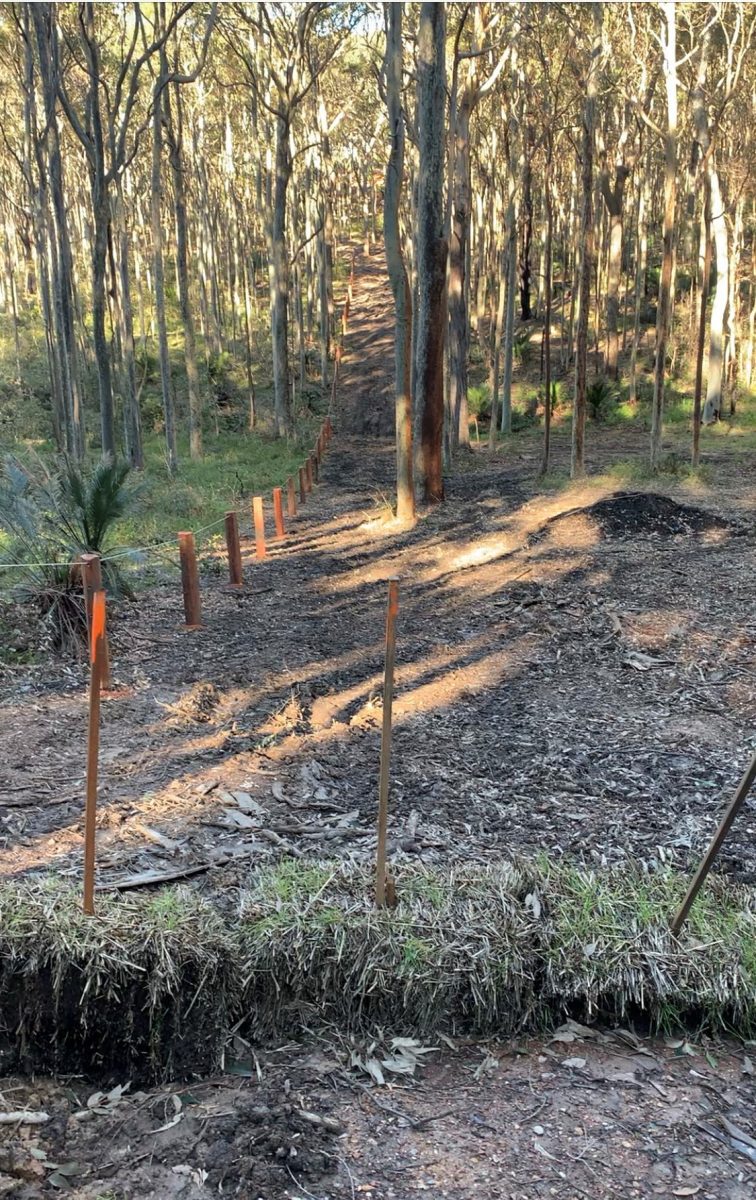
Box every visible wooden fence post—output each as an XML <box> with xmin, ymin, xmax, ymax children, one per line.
<box><xmin>299</xmin><ymin>466</ymin><xmax>307</xmax><ymax>504</ymax></box>
<box><xmin>83</xmin><ymin>588</ymin><xmax>106</xmax><ymax>915</ymax></box>
<box><xmin>287</xmin><ymin>475</ymin><xmax>298</xmax><ymax>518</ymax></box>
<box><xmin>376</xmin><ymin>577</ymin><xmax>400</xmax><ymax>908</ymax></box>
<box><xmin>311</xmin><ymin>452</ymin><xmax>319</xmax><ymax>484</ymax></box>
<box><xmin>178</xmin><ymin>532</ymin><xmax>202</xmax><ymax>628</ymax></box>
<box><xmin>305</xmin><ymin>457</ymin><xmax>313</xmax><ymax>493</ymax></box>
<box><xmin>224</xmin><ymin>511</ymin><xmax>243</xmax><ymax>587</ymax></box>
<box><xmin>252</xmin><ymin>495</ymin><xmax>266</xmax><ymax>559</ymax></box>
<box><xmin>272</xmin><ymin>487</ymin><xmax>286</xmax><ymax>539</ymax></box>
<box><xmin>671</xmin><ymin>750</ymin><xmax>756</xmax><ymax>935</ymax></box>
<box><xmin>80</xmin><ymin>552</ymin><xmax>111</xmax><ymax>689</ymax></box>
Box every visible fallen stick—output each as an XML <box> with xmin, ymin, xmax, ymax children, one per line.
<box><xmin>0</xmin><ymin>1111</ymin><xmax>50</xmax><ymax>1125</ymax></box>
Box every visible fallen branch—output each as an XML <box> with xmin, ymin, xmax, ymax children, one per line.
<box><xmin>0</xmin><ymin>1111</ymin><xmax>50</xmax><ymax>1125</ymax></box>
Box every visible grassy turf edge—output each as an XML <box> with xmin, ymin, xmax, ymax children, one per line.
<box><xmin>1</xmin><ymin>859</ymin><xmax>753</xmax><ymax>1080</ymax></box>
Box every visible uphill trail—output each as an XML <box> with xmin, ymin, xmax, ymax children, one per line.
<box><xmin>1</xmin><ymin>246</ymin><xmax>756</xmax><ymax>895</ymax></box>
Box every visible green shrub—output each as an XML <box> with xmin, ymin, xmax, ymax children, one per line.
<box><xmin>468</xmin><ymin>384</ymin><xmax>491</xmax><ymax>419</ymax></box>
<box><xmin>0</xmin><ymin>454</ymin><xmax>138</xmax><ymax>652</ymax></box>
<box><xmin>586</xmin><ymin>377</ymin><xmax>619</xmax><ymax>422</ymax></box>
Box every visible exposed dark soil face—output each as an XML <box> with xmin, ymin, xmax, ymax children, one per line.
<box><xmin>1</xmin><ymin>248</ymin><xmax>756</xmax><ymax>896</ymax></box>
<box><xmin>1</xmin><ymin>1031</ymin><xmax>754</xmax><ymax>1198</ymax></box>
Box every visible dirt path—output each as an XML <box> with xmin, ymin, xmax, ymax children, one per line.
<box><xmin>1</xmin><ymin>250</ymin><xmax>756</xmax><ymax>893</ymax></box>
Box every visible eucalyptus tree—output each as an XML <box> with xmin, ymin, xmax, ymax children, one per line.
<box><xmin>446</xmin><ymin>2</ymin><xmax>506</xmax><ymax>451</ymax></box>
<box><xmin>415</xmin><ymin>1</ymin><xmax>447</xmax><ymax>503</ymax></box>
<box><xmin>52</xmin><ymin>1</ymin><xmax>194</xmax><ymax>460</ymax></box>
<box><xmin>227</xmin><ymin>2</ymin><xmax>349</xmax><ymax>438</ymax></box>
<box><xmin>382</xmin><ymin>2</ymin><xmax>414</xmax><ymax>523</ymax></box>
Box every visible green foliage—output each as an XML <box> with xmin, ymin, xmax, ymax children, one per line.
<box><xmin>586</xmin><ymin>377</ymin><xmax>619</xmax><ymax>422</ymax></box>
<box><xmin>56</xmin><ymin>457</ymin><xmax>133</xmax><ymax>557</ymax></box>
<box><xmin>468</xmin><ymin>384</ymin><xmax>491</xmax><ymax>419</ymax></box>
<box><xmin>513</xmin><ymin>330</ymin><xmax>533</xmax><ymax>368</ymax></box>
<box><xmin>0</xmin><ymin>454</ymin><xmax>137</xmax><ymax>651</ymax></box>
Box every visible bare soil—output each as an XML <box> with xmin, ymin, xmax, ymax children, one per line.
<box><xmin>1</xmin><ymin>1029</ymin><xmax>755</xmax><ymax>1198</ymax></box>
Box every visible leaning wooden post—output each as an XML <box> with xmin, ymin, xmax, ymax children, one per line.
<box><xmin>287</xmin><ymin>475</ymin><xmax>298</xmax><ymax>518</ymax></box>
<box><xmin>298</xmin><ymin>466</ymin><xmax>307</xmax><ymax>504</ymax></box>
<box><xmin>671</xmin><ymin>749</ymin><xmax>756</xmax><ymax>935</ymax></box>
<box><xmin>178</xmin><ymin>531</ymin><xmax>202</xmax><ymax>629</ymax></box>
<box><xmin>80</xmin><ymin>552</ymin><xmax>111</xmax><ymax>689</ymax></box>
<box><xmin>252</xmin><ymin>495</ymin><xmax>266</xmax><ymax>559</ymax></box>
<box><xmin>310</xmin><ymin>452</ymin><xmax>319</xmax><ymax>484</ymax></box>
<box><xmin>224</xmin><ymin>511</ymin><xmax>243</xmax><ymax>587</ymax></box>
<box><xmin>376</xmin><ymin>577</ymin><xmax>400</xmax><ymax>908</ymax></box>
<box><xmin>83</xmin><ymin>589</ymin><xmax>106</xmax><ymax>915</ymax></box>
<box><xmin>272</xmin><ymin>487</ymin><xmax>286</xmax><ymax>539</ymax></box>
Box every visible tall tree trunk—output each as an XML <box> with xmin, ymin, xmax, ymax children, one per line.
<box><xmin>383</xmin><ymin>3</ymin><xmax>415</xmax><ymax>524</ymax></box>
<box><xmin>488</xmin><ymin>248</ymin><xmax>506</xmax><ymax>447</ymax></box>
<box><xmin>519</xmin><ymin>125</ymin><xmax>533</xmax><ymax>320</ymax></box>
<box><xmin>628</xmin><ymin>169</ymin><xmax>649</xmax><ymax>403</ymax></box>
<box><xmin>113</xmin><ymin>180</ymin><xmax>142</xmax><ymax>469</ymax></box>
<box><xmin>448</xmin><ymin>97</ymin><xmax>473</xmax><ymax>450</ymax></box>
<box><xmin>268</xmin><ymin>111</ymin><xmax>293</xmax><ymax>436</ymax></box>
<box><xmin>151</xmin><ymin>47</ymin><xmax>178</xmax><ymax>473</ymax></box>
<box><xmin>500</xmin><ymin>210</ymin><xmax>517</xmax><ymax>434</ymax></box>
<box><xmin>702</xmin><ymin>161</ymin><xmax>728</xmax><ymax>424</ymax></box>
<box><xmin>600</xmin><ymin>163</ymin><xmax>629</xmax><ymax>379</ymax></box>
<box><xmin>571</xmin><ymin>3</ymin><xmax>601</xmax><ymax>478</ymax></box>
<box><xmin>166</xmin><ymin>81</ymin><xmax>202</xmax><ymax>459</ymax></box>
<box><xmin>692</xmin><ymin>182</ymin><xmax>711</xmax><ymax>466</ymax></box>
<box><xmin>650</xmin><ymin>0</ymin><xmax>678</xmax><ymax>469</ymax></box>
<box><xmin>416</xmin><ymin>2</ymin><xmax>448</xmax><ymax>503</ymax></box>
<box><xmin>541</xmin><ymin>139</ymin><xmax>554</xmax><ymax>475</ymax></box>
<box><xmin>31</xmin><ymin>4</ymin><xmax>83</xmax><ymax>459</ymax></box>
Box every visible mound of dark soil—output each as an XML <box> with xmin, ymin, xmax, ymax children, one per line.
<box><xmin>554</xmin><ymin>492</ymin><xmax>733</xmax><ymax>538</ymax></box>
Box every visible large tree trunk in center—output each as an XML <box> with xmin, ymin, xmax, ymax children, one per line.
<box><xmin>383</xmin><ymin>4</ymin><xmax>415</xmax><ymax>524</ymax></box>
<box><xmin>415</xmin><ymin>3</ymin><xmax>448</xmax><ymax>504</ymax></box>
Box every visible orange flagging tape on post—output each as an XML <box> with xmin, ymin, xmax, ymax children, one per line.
<box><xmin>80</xmin><ymin>552</ymin><xmax>111</xmax><ymax>689</ymax></box>
<box><xmin>376</xmin><ymin>578</ymin><xmax>400</xmax><ymax>908</ymax></box>
<box><xmin>272</xmin><ymin>487</ymin><xmax>286</xmax><ymax>539</ymax></box>
<box><xmin>178</xmin><ymin>531</ymin><xmax>202</xmax><ymax>628</ymax></box>
<box><xmin>224</xmin><ymin>511</ymin><xmax>244</xmax><ymax>588</ymax></box>
<box><xmin>252</xmin><ymin>496</ymin><xmax>266</xmax><ymax>559</ymax></box>
<box><xmin>287</xmin><ymin>475</ymin><xmax>297</xmax><ymax>518</ymax></box>
<box><xmin>83</xmin><ymin>588</ymin><xmax>106</xmax><ymax>915</ymax></box>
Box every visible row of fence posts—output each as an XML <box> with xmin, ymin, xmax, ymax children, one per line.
<box><xmin>178</xmin><ymin>415</ymin><xmax>333</xmax><ymax>629</ymax></box>
<box><xmin>78</xmin><ymin>254</ymin><xmax>354</xmax><ymax>913</ymax></box>
<box><xmin>78</xmin><ymin>414</ymin><xmax>334</xmax><ymax>912</ymax></box>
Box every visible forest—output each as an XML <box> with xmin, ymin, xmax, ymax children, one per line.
<box><xmin>1</xmin><ymin>4</ymin><xmax>756</xmax><ymax>1199</ymax></box>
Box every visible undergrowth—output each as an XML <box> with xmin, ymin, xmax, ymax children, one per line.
<box><xmin>1</xmin><ymin>859</ymin><xmax>753</xmax><ymax>1080</ymax></box>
